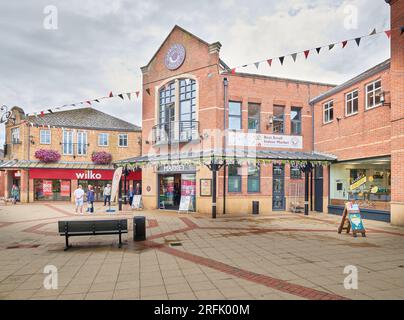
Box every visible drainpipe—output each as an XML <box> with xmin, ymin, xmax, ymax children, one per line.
<box><xmin>223</xmin><ymin>77</ymin><xmax>228</xmax><ymax>215</ymax></box>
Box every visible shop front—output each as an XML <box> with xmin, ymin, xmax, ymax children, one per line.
<box><xmin>157</xmin><ymin>164</ymin><xmax>196</xmax><ymax>211</ymax></box>
<box><xmin>328</xmin><ymin>156</ymin><xmax>391</xmax><ymax>221</ymax></box>
<box><xmin>29</xmin><ymin>168</ymin><xmax>141</xmax><ymax>202</ymax></box>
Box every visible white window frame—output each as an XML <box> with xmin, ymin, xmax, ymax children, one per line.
<box><xmin>98</xmin><ymin>133</ymin><xmax>109</xmax><ymax>147</ymax></box>
<box><xmin>345</xmin><ymin>89</ymin><xmax>359</xmax><ymax>116</ymax></box>
<box><xmin>323</xmin><ymin>100</ymin><xmax>334</xmax><ymax>124</ymax></box>
<box><xmin>365</xmin><ymin>79</ymin><xmax>382</xmax><ymax>110</ymax></box>
<box><xmin>11</xmin><ymin>127</ymin><xmax>20</xmax><ymax>144</ymax></box>
<box><xmin>77</xmin><ymin>131</ymin><xmax>88</xmax><ymax>156</ymax></box>
<box><xmin>62</xmin><ymin>130</ymin><xmax>74</xmax><ymax>155</ymax></box>
<box><xmin>118</xmin><ymin>134</ymin><xmax>128</xmax><ymax>147</ymax></box>
<box><xmin>40</xmin><ymin>129</ymin><xmax>51</xmax><ymax>145</ymax></box>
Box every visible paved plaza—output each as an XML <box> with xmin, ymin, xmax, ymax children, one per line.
<box><xmin>0</xmin><ymin>203</ymin><xmax>404</xmax><ymax>300</ymax></box>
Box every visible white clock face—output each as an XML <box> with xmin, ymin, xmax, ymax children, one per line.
<box><xmin>164</xmin><ymin>44</ymin><xmax>186</xmax><ymax>70</ymax></box>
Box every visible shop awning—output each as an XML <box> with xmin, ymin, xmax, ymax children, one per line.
<box><xmin>0</xmin><ymin>160</ymin><xmax>115</xmax><ymax>170</ymax></box>
<box><xmin>115</xmin><ymin>149</ymin><xmax>337</xmax><ymax>168</ymax></box>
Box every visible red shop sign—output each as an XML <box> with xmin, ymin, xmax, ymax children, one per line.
<box><xmin>29</xmin><ymin>168</ymin><xmax>141</xmax><ymax>181</ymax></box>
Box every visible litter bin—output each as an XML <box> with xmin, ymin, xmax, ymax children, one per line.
<box><xmin>252</xmin><ymin>201</ymin><xmax>259</xmax><ymax>215</ymax></box>
<box><xmin>133</xmin><ymin>216</ymin><xmax>146</xmax><ymax>241</ymax></box>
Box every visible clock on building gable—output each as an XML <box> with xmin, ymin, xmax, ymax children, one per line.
<box><xmin>164</xmin><ymin>44</ymin><xmax>186</xmax><ymax>70</ymax></box>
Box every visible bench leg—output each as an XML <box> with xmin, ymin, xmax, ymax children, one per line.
<box><xmin>64</xmin><ymin>235</ymin><xmax>70</xmax><ymax>251</ymax></box>
<box><xmin>118</xmin><ymin>232</ymin><xmax>122</xmax><ymax>248</ymax></box>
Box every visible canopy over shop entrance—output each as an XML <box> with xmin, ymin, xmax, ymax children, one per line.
<box><xmin>116</xmin><ymin>149</ymin><xmax>337</xmax><ymax>217</ymax></box>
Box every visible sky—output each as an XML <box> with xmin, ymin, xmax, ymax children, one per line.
<box><xmin>0</xmin><ymin>0</ymin><xmax>391</xmax><ymax>146</ymax></box>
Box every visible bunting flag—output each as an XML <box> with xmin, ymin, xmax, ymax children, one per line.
<box><xmin>254</xmin><ymin>62</ymin><xmax>260</xmax><ymax>69</ymax></box>
<box><xmin>370</xmin><ymin>28</ymin><xmax>376</xmax><ymax>35</ymax></box>
<box><xmin>355</xmin><ymin>37</ymin><xmax>361</xmax><ymax>46</ymax></box>
<box><xmin>127</xmin><ymin>93</ymin><xmax>131</xmax><ymax>100</ymax></box>
<box><xmin>291</xmin><ymin>53</ymin><xmax>297</xmax><ymax>62</ymax></box>
<box><xmin>385</xmin><ymin>30</ymin><xmax>391</xmax><ymax>38</ymax></box>
<box><xmin>47</xmin><ymin>109</ymin><xmax>53</xmax><ymax>114</ymax></box>
<box><xmin>94</xmin><ymin>99</ymin><xmax>100</xmax><ymax>103</ymax></box>
<box><xmin>279</xmin><ymin>56</ymin><xmax>285</xmax><ymax>65</ymax></box>
<box><xmin>86</xmin><ymin>101</ymin><xmax>91</xmax><ymax>105</ymax></box>
<box><xmin>328</xmin><ymin>44</ymin><xmax>335</xmax><ymax>50</ymax></box>
<box><xmin>231</xmin><ymin>68</ymin><xmax>236</xmax><ymax>74</ymax></box>
<box><xmin>342</xmin><ymin>40</ymin><xmax>348</xmax><ymax>48</ymax></box>
<box><xmin>118</xmin><ymin>94</ymin><xmax>124</xmax><ymax>100</ymax></box>
<box><xmin>316</xmin><ymin>47</ymin><xmax>321</xmax><ymax>54</ymax></box>
<box><xmin>146</xmin><ymin>88</ymin><xmax>151</xmax><ymax>95</ymax></box>
<box><xmin>304</xmin><ymin>50</ymin><xmax>310</xmax><ymax>59</ymax></box>
<box><xmin>135</xmin><ymin>91</ymin><xmax>140</xmax><ymax>98</ymax></box>
<box><xmin>267</xmin><ymin>59</ymin><xmax>272</xmax><ymax>67</ymax></box>
<box><xmin>109</xmin><ymin>91</ymin><xmax>113</xmax><ymax>97</ymax></box>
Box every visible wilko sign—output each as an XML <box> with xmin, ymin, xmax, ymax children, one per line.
<box><xmin>29</xmin><ymin>168</ymin><xmax>141</xmax><ymax>181</ymax></box>
<box><xmin>75</xmin><ymin>170</ymin><xmax>103</xmax><ymax>180</ymax></box>
<box><xmin>227</xmin><ymin>132</ymin><xmax>303</xmax><ymax>149</ymax></box>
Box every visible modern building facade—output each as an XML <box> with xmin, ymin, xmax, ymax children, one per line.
<box><xmin>1</xmin><ymin>107</ymin><xmax>142</xmax><ymax>203</ymax></box>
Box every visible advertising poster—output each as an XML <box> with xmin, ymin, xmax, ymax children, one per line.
<box><xmin>42</xmin><ymin>180</ymin><xmax>53</xmax><ymax>196</ymax></box>
<box><xmin>60</xmin><ymin>181</ymin><xmax>70</xmax><ymax>197</ymax></box>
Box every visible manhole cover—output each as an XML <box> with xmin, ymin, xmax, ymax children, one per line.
<box><xmin>169</xmin><ymin>242</ymin><xmax>182</xmax><ymax>247</ymax></box>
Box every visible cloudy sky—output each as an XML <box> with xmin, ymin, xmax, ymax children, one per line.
<box><xmin>0</xmin><ymin>0</ymin><xmax>390</xmax><ymax>145</ymax></box>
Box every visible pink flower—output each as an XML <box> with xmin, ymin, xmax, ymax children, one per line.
<box><xmin>91</xmin><ymin>151</ymin><xmax>112</xmax><ymax>164</ymax></box>
<box><xmin>34</xmin><ymin>149</ymin><xmax>61</xmax><ymax>163</ymax></box>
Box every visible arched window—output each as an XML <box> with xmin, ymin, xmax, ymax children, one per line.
<box><xmin>158</xmin><ymin>81</ymin><xmax>175</xmax><ymax>125</ymax></box>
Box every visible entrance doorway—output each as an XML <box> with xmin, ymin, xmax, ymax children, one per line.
<box><xmin>158</xmin><ymin>173</ymin><xmax>196</xmax><ymax>211</ymax></box>
<box><xmin>273</xmin><ymin>164</ymin><xmax>285</xmax><ymax>210</ymax></box>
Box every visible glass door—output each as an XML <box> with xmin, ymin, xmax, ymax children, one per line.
<box><xmin>273</xmin><ymin>164</ymin><xmax>285</xmax><ymax>210</ymax></box>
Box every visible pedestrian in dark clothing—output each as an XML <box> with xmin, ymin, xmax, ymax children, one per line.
<box><xmin>86</xmin><ymin>185</ymin><xmax>95</xmax><ymax>213</ymax></box>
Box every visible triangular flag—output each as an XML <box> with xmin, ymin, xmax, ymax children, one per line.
<box><xmin>355</xmin><ymin>37</ymin><xmax>361</xmax><ymax>46</ymax></box>
<box><xmin>94</xmin><ymin>99</ymin><xmax>100</xmax><ymax>103</ymax></box>
<box><xmin>385</xmin><ymin>30</ymin><xmax>391</xmax><ymax>38</ymax></box>
<box><xmin>135</xmin><ymin>91</ymin><xmax>140</xmax><ymax>98</ymax></box>
<box><xmin>109</xmin><ymin>91</ymin><xmax>113</xmax><ymax>97</ymax></box>
<box><xmin>47</xmin><ymin>109</ymin><xmax>53</xmax><ymax>114</ymax></box>
<box><xmin>86</xmin><ymin>101</ymin><xmax>91</xmax><ymax>105</ymax></box>
<box><xmin>342</xmin><ymin>40</ymin><xmax>348</xmax><ymax>48</ymax></box>
<box><xmin>401</xmin><ymin>26</ymin><xmax>404</xmax><ymax>35</ymax></box>
<box><xmin>267</xmin><ymin>59</ymin><xmax>272</xmax><ymax>67</ymax></box>
<box><xmin>118</xmin><ymin>94</ymin><xmax>124</xmax><ymax>100</ymax></box>
<box><xmin>316</xmin><ymin>47</ymin><xmax>321</xmax><ymax>54</ymax></box>
<box><xmin>254</xmin><ymin>62</ymin><xmax>260</xmax><ymax>69</ymax></box>
<box><xmin>230</xmin><ymin>68</ymin><xmax>236</xmax><ymax>74</ymax></box>
<box><xmin>40</xmin><ymin>111</ymin><xmax>45</xmax><ymax>117</ymax></box>
<box><xmin>126</xmin><ymin>93</ymin><xmax>131</xmax><ymax>100</ymax></box>
<box><xmin>370</xmin><ymin>28</ymin><xmax>376</xmax><ymax>35</ymax></box>
<box><xmin>279</xmin><ymin>56</ymin><xmax>285</xmax><ymax>65</ymax></box>
<box><xmin>328</xmin><ymin>44</ymin><xmax>335</xmax><ymax>50</ymax></box>
<box><xmin>304</xmin><ymin>50</ymin><xmax>310</xmax><ymax>59</ymax></box>
<box><xmin>291</xmin><ymin>53</ymin><xmax>297</xmax><ymax>62</ymax></box>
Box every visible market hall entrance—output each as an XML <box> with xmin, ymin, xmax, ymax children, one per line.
<box><xmin>158</xmin><ymin>173</ymin><xmax>196</xmax><ymax>211</ymax></box>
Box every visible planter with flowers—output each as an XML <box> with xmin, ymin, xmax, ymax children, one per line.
<box><xmin>91</xmin><ymin>151</ymin><xmax>112</xmax><ymax>165</ymax></box>
<box><xmin>34</xmin><ymin>149</ymin><xmax>61</xmax><ymax>163</ymax></box>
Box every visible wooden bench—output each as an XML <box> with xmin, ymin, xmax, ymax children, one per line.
<box><xmin>58</xmin><ymin>219</ymin><xmax>128</xmax><ymax>251</ymax></box>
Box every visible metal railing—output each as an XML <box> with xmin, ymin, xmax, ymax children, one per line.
<box><xmin>152</xmin><ymin>120</ymin><xmax>199</xmax><ymax>145</ymax></box>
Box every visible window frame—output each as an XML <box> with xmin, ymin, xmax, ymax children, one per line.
<box><xmin>272</xmin><ymin>105</ymin><xmax>285</xmax><ymax>134</ymax></box>
<box><xmin>228</xmin><ymin>163</ymin><xmax>242</xmax><ymax>193</ymax></box>
<box><xmin>11</xmin><ymin>127</ymin><xmax>20</xmax><ymax>144</ymax></box>
<box><xmin>345</xmin><ymin>89</ymin><xmax>359</xmax><ymax>116</ymax></box>
<box><xmin>290</xmin><ymin>106</ymin><xmax>302</xmax><ymax>135</ymax></box>
<box><xmin>62</xmin><ymin>130</ymin><xmax>74</xmax><ymax>155</ymax></box>
<box><xmin>76</xmin><ymin>131</ymin><xmax>88</xmax><ymax>156</ymax></box>
<box><xmin>323</xmin><ymin>100</ymin><xmax>334</xmax><ymax>124</ymax></box>
<box><xmin>118</xmin><ymin>133</ymin><xmax>128</xmax><ymax>147</ymax></box>
<box><xmin>247</xmin><ymin>163</ymin><xmax>260</xmax><ymax>193</ymax></box>
<box><xmin>247</xmin><ymin>103</ymin><xmax>260</xmax><ymax>132</ymax></box>
<box><xmin>365</xmin><ymin>79</ymin><xmax>382</xmax><ymax>110</ymax></box>
<box><xmin>98</xmin><ymin>133</ymin><xmax>109</xmax><ymax>147</ymax></box>
<box><xmin>228</xmin><ymin>101</ymin><xmax>242</xmax><ymax>131</ymax></box>
<box><xmin>39</xmin><ymin>129</ymin><xmax>51</xmax><ymax>145</ymax></box>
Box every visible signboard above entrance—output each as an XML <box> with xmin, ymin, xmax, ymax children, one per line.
<box><xmin>158</xmin><ymin>164</ymin><xmax>196</xmax><ymax>173</ymax></box>
<box><xmin>227</xmin><ymin>132</ymin><xmax>303</xmax><ymax>149</ymax></box>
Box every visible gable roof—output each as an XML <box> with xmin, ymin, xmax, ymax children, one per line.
<box><xmin>27</xmin><ymin>108</ymin><xmax>141</xmax><ymax>132</ymax></box>
<box><xmin>309</xmin><ymin>59</ymin><xmax>390</xmax><ymax>105</ymax></box>
<box><xmin>142</xmin><ymin>25</ymin><xmax>215</xmax><ymax>69</ymax></box>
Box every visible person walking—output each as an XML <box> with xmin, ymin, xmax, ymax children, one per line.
<box><xmin>86</xmin><ymin>185</ymin><xmax>95</xmax><ymax>213</ymax></box>
<box><xmin>127</xmin><ymin>185</ymin><xmax>135</xmax><ymax>207</ymax></box>
<box><xmin>103</xmin><ymin>184</ymin><xmax>111</xmax><ymax>207</ymax></box>
<box><xmin>11</xmin><ymin>184</ymin><xmax>20</xmax><ymax>204</ymax></box>
<box><xmin>73</xmin><ymin>185</ymin><xmax>85</xmax><ymax>214</ymax></box>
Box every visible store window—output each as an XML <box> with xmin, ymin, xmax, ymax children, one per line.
<box><xmin>228</xmin><ymin>164</ymin><xmax>242</xmax><ymax>192</ymax></box>
<box><xmin>78</xmin><ymin>180</ymin><xmax>112</xmax><ymax>202</ymax></box>
<box><xmin>291</xmin><ymin>107</ymin><xmax>302</xmax><ymax>135</ymax></box>
<box><xmin>345</xmin><ymin>90</ymin><xmax>359</xmax><ymax>116</ymax></box>
<box><xmin>98</xmin><ymin>133</ymin><xmax>109</xmax><ymax>146</ymax></box>
<box><xmin>290</xmin><ymin>165</ymin><xmax>302</xmax><ymax>179</ymax></box>
<box><xmin>119</xmin><ymin>134</ymin><xmax>128</xmax><ymax>147</ymax></box>
<box><xmin>229</xmin><ymin>101</ymin><xmax>242</xmax><ymax>130</ymax></box>
<box><xmin>323</xmin><ymin>100</ymin><xmax>334</xmax><ymax>124</ymax></box>
<box><xmin>11</xmin><ymin>127</ymin><xmax>20</xmax><ymax>144</ymax></box>
<box><xmin>330</xmin><ymin>157</ymin><xmax>391</xmax><ymax>212</ymax></box>
<box><xmin>40</xmin><ymin>129</ymin><xmax>51</xmax><ymax>144</ymax></box>
<box><xmin>62</xmin><ymin>130</ymin><xmax>74</xmax><ymax>155</ymax></box>
<box><xmin>247</xmin><ymin>164</ymin><xmax>260</xmax><ymax>193</ymax></box>
<box><xmin>366</xmin><ymin>80</ymin><xmax>382</xmax><ymax>110</ymax></box>
<box><xmin>77</xmin><ymin>132</ymin><xmax>87</xmax><ymax>155</ymax></box>
<box><xmin>159</xmin><ymin>82</ymin><xmax>176</xmax><ymax>125</ymax></box>
<box><xmin>248</xmin><ymin>103</ymin><xmax>260</xmax><ymax>132</ymax></box>
<box><xmin>179</xmin><ymin>79</ymin><xmax>197</xmax><ymax>140</ymax></box>
<box><xmin>273</xmin><ymin>105</ymin><xmax>284</xmax><ymax>133</ymax></box>
<box><xmin>34</xmin><ymin>179</ymin><xmax>71</xmax><ymax>201</ymax></box>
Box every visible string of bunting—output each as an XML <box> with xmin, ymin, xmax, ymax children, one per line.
<box><xmin>227</xmin><ymin>26</ymin><xmax>404</xmax><ymax>74</ymax></box>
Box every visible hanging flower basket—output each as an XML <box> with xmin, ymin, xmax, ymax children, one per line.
<box><xmin>92</xmin><ymin>151</ymin><xmax>112</xmax><ymax>164</ymax></box>
<box><xmin>34</xmin><ymin>149</ymin><xmax>61</xmax><ymax>163</ymax></box>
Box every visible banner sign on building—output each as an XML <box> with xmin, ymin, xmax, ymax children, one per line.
<box><xmin>227</xmin><ymin>132</ymin><xmax>303</xmax><ymax>149</ymax></box>
<box><xmin>110</xmin><ymin>167</ymin><xmax>123</xmax><ymax>203</ymax></box>
<box><xmin>350</xmin><ymin>176</ymin><xmax>367</xmax><ymax>191</ymax></box>
<box><xmin>43</xmin><ymin>180</ymin><xmax>53</xmax><ymax>196</ymax></box>
<box><xmin>60</xmin><ymin>181</ymin><xmax>70</xmax><ymax>197</ymax></box>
